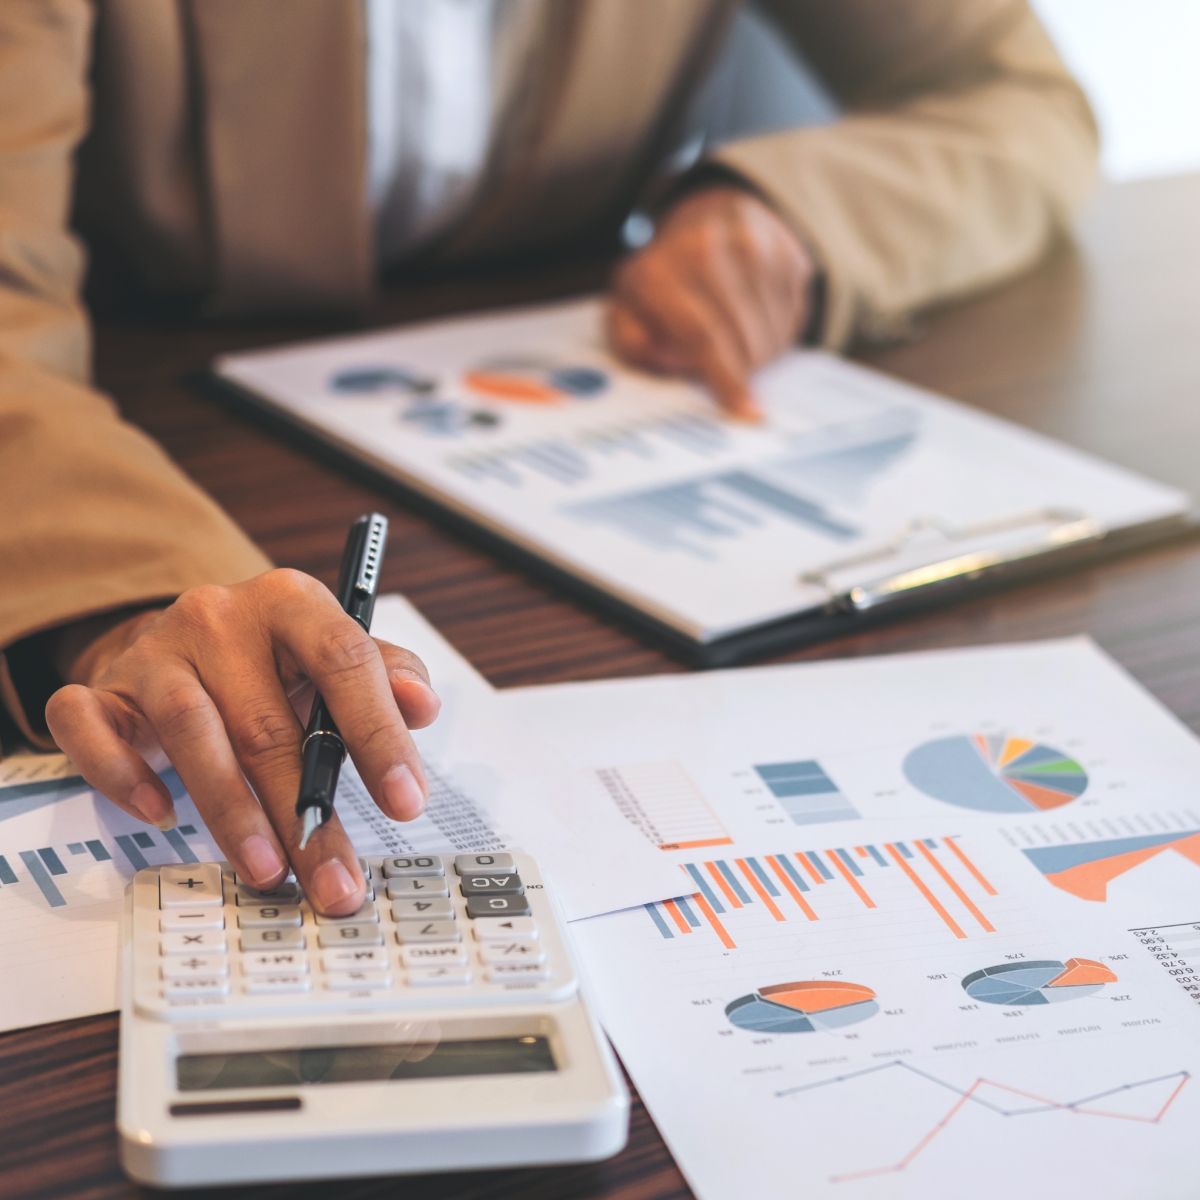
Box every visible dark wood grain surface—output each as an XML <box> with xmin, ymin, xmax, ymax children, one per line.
<box><xmin>2</xmin><ymin>173</ymin><xmax>1198</xmax><ymax>1199</ymax></box>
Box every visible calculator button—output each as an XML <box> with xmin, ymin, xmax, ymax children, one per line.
<box><xmin>325</xmin><ymin>970</ymin><xmax>391</xmax><ymax>991</ymax></box>
<box><xmin>486</xmin><ymin>963</ymin><xmax>550</xmax><ymax>983</ymax></box>
<box><xmin>381</xmin><ymin>856</ymin><xmax>444</xmax><ymax>878</ymax></box>
<box><xmin>163</xmin><ymin>976</ymin><xmax>229</xmax><ymax>997</ymax></box>
<box><xmin>478</xmin><ymin>942</ymin><xmax>545</xmax><ymax>966</ymax></box>
<box><xmin>391</xmin><ymin>897</ymin><xmax>454</xmax><ymax>921</ymax></box>
<box><xmin>466</xmin><ymin>895</ymin><xmax>531</xmax><ymax>918</ymax></box>
<box><xmin>162</xmin><ymin>955</ymin><xmax>228</xmax><ymax>979</ymax></box>
<box><xmin>236</xmin><ymin>881</ymin><xmax>302</xmax><ymax>906</ymax></box>
<box><xmin>454</xmin><ymin>853</ymin><xmax>516</xmax><ymax>876</ymax></box>
<box><xmin>233</xmin><ymin>869</ymin><xmax>294</xmax><ymax>886</ymax></box>
<box><xmin>322</xmin><ymin>948</ymin><xmax>389</xmax><ymax>971</ymax></box>
<box><xmin>162</xmin><ymin>930</ymin><xmax>227</xmax><ymax>955</ymax></box>
<box><xmin>386</xmin><ymin>877</ymin><xmax>450</xmax><ymax>899</ymax></box>
<box><xmin>460</xmin><ymin>873</ymin><xmax>524</xmax><ymax>897</ymax></box>
<box><xmin>315</xmin><ymin>901</ymin><xmax>379</xmax><ymax>925</ymax></box>
<box><xmin>471</xmin><ymin>918</ymin><xmax>538</xmax><ymax>943</ymax></box>
<box><xmin>240</xmin><ymin>928</ymin><xmax>305</xmax><ymax>951</ymax></box>
<box><xmin>395</xmin><ymin>920</ymin><xmax>460</xmax><ymax>944</ymax></box>
<box><xmin>160</xmin><ymin>908</ymin><xmax>225</xmax><ymax>932</ymax></box>
<box><xmin>358</xmin><ymin>858</ymin><xmax>373</xmax><ymax>879</ymax></box>
<box><xmin>317</xmin><ymin>924</ymin><xmax>383</xmax><ymax>948</ymax></box>
<box><xmin>399</xmin><ymin>944</ymin><xmax>468</xmax><ymax>968</ymax></box>
<box><xmin>244</xmin><ymin>974</ymin><xmax>311</xmax><ymax>995</ymax></box>
<box><xmin>159</xmin><ymin>864</ymin><xmax>223</xmax><ymax>908</ymax></box>
<box><xmin>243</xmin><ymin>951</ymin><xmax>308</xmax><ymax>974</ymax></box>
<box><xmin>237</xmin><ymin>905</ymin><xmax>303</xmax><ymax>928</ymax></box>
<box><xmin>407</xmin><ymin>967</ymin><xmax>472</xmax><ymax>987</ymax></box>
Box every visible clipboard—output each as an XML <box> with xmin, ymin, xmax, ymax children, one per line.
<box><xmin>204</xmin><ymin>297</ymin><xmax>1195</xmax><ymax>668</ymax></box>
<box><xmin>200</xmin><ymin>367</ymin><xmax>1196</xmax><ymax>667</ymax></box>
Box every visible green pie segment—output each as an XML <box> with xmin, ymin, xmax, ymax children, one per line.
<box><xmin>903</xmin><ymin>734</ymin><xmax>1088</xmax><ymax>814</ymax></box>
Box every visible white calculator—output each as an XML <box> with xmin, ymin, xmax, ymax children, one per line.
<box><xmin>117</xmin><ymin>851</ymin><xmax>628</xmax><ymax>1187</ymax></box>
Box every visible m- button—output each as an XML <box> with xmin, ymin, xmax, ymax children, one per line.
<box><xmin>159</xmin><ymin>864</ymin><xmax>223</xmax><ymax>908</ymax></box>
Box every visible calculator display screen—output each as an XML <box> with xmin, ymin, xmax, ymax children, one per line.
<box><xmin>176</xmin><ymin>1036</ymin><xmax>556</xmax><ymax>1091</ymax></box>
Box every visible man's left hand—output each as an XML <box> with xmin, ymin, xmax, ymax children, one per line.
<box><xmin>607</xmin><ymin>185</ymin><xmax>816</xmax><ymax>420</ymax></box>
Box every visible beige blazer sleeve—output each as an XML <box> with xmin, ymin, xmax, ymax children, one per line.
<box><xmin>715</xmin><ymin>0</ymin><xmax>1099</xmax><ymax>347</ymax></box>
<box><xmin>0</xmin><ymin>1</ymin><xmax>269</xmax><ymax>748</ymax></box>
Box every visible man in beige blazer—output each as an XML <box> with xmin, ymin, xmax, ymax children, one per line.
<box><xmin>0</xmin><ymin>0</ymin><xmax>1096</xmax><ymax>913</ymax></box>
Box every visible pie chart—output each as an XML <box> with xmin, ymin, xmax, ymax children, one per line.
<box><xmin>903</xmin><ymin>733</ymin><xmax>1088</xmax><ymax>814</ymax></box>
<box><xmin>726</xmin><ymin>981</ymin><xmax>879</xmax><ymax>1034</ymax></box>
<box><xmin>962</xmin><ymin>958</ymin><xmax>1117</xmax><ymax>1006</ymax></box>
<box><xmin>464</xmin><ymin>357</ymin><xmax>608</xmax><ymax>404</ymax></box>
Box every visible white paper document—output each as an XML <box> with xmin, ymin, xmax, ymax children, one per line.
<box><xmin>216</xmin><ymin>299</ymin><xmax>1188</xmax><ymax>644</ymax></box>
<box><xmin>504</xmin><ymin>641</ymin><xmax>1200</xmax><ymax>1199</ymax></box>
<box><xmin>0</xmin><ymin>595</ymin><xmax>673</xmax><ymax>1033</ymax></box>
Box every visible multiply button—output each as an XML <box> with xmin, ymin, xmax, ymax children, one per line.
<box><xmin>466</xmin><ymin>895</ymin><xmax>531</xmax><ymax>919</ymax></box>
<box><xmin>162</xmin><ymin>931</ymin><xmax>226</xmax><ymax>955</ymax></box>
<box><xmin>454</xmin><ymin>853</ymin><xmax>515</xmax><ymax>876</ymax></box>
<box><xmin>159</xmin><ymin>864</ymin><xmax>222</xmax><ymax>908</ymax></box>
<box><xmin>459</xmin><ymin>874</ymin><xmax>523</xmax><ymax>897</ymax></box>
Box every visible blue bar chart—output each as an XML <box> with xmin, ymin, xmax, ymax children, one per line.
<box><xmin>753</xmin><ymin>760</ymin><xmax>861</xmax><ymax>825</ymax></box>
<box><xmin>0</xmin><ymin>824</ymin><xmax>205</xmax><ymax>908</ymax></box>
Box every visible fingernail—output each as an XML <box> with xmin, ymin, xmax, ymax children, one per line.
<box><xmin>393</xmin><ymin>676</ymin><xmax>442</xmax><ymax>720</ymax></box>
<box><xmin>129</xmin><ymin>780</ymin><xmax>172</xmax><ymax>826</ymax></box>
<box><xmin>240</xmin><ymin>834</ymin><xmax>286</xmax><ymax>889</ymax></box>
<box><xmin>311</xmin><ymin>858</ymin><xmax>360</xmax><ymax>913</ymax></box>
<box><xmin>382</xmin><ymin>762</ymin><xmax>426</xmax><ymax>820</ymax></box>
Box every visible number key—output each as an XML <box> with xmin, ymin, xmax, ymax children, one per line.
<box><xmin>381</xmin><ymin>856</ymin><xmax>444</xmax><ymax>879</ymax></box>
<box><xmin>391</xmin><ymin>898</ymin><xmax>454</xmax><ymax>921</ymax></box>
<box><xmin>240</xmin><ymin>928</ymin><xmax>305</xmax><ymax>951</ymax></box>
<box><xmin>237</xmin><ymin>905</ymin><xmax>302</xmax><ymax>929</ymax></box>
<box><xmin>317</xmin><ymin>924</ymin><xmax>383</xmax><ymax>948</ymax></box>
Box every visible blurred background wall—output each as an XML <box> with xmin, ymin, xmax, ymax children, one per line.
<box><xmin>687</xmin><ymin>2</ymin><xmax>1200</xmax><ymax>183</ymax></box>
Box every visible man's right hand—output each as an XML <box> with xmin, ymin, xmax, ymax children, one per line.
<box><xmin>44</xmin><ymin>569</ymin><xmax>441</xmax><ymax>915</ymax></box>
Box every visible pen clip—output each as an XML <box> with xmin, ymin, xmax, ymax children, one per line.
<box><xmin>353</xmin><ymin>514</ymin><xmax>389</xmax><ymax>595</ymax></box>
<box><xmin>799</xmin><ymin>507</ymin><xmax>1103</xmax><ymax>613</ymax></box>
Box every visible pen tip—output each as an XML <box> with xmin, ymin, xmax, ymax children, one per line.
<box><xmin>298</xmin><ymin>807</ymin><xmax>323</xmax><ymax>852</ymax></box>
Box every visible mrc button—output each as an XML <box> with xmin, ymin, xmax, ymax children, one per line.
<box><xmin>460</xmin><ymin>873</ymin><xmax>524</xmax><ymax>897</ymax></box>
<box><xmin>466</xmin><ymin>895</ymin><xmax>532</xmax><ymax>919</ymax></box>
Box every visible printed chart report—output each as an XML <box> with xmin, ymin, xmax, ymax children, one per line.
<box><xmin>504</xmin><ymin>640</ymin><xmax>1200</xmax><ymax>1198</ymax></box>
<box><xmin>215</xmin><ymin>299</ymin><xmax>1187</xmax><ymax>644</ymax></box>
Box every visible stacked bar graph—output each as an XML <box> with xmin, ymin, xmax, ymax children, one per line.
<box><xmin>753</xmin><ymin>761</ymin><xmax>860</xmax><ymax>825</ymax></box>
<box><xmin>0</xmin><ymin>824</ymin><xmax>206</xmax><ymax>909</ymax></box>
<box><xmin>644</xmin><ymin>834</ymin><xmax>999</xmax><ymax>949</ymax></box>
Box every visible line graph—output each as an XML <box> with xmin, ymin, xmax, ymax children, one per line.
<box><xmin>775</xmin><ymin>1060</ymin><xmax>1190</xmax><ymax>1183</ymax></box>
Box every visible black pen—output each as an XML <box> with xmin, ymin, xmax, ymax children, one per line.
<box><xmin>295</xmin><ymin>513</ymin><xmax>388</xmax><ymax>850</ymax></box>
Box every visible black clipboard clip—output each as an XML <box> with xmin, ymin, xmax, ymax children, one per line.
<box><xmin>799</xmin><ymin>507</ymin><xmax>1103</xmax><ymax>614</ymax></box>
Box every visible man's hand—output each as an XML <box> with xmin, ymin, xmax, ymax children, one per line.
<box><xmin>44</xmin><ymin>569</ymin><xmax>441</xmax><ymax>915</ymax></box>
<box><xmin>608</xmin><ymin>185</ymin><xmax>816</xmax><ymax>420</ymax></box>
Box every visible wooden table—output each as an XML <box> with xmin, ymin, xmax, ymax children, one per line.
<box><xmin>3</xmin><ymin>173</ymin><xmax>1198</xmax><ymax>1199</ymax></box>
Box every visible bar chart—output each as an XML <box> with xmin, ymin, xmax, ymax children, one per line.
<box><xmin>446</xmin><ymin>410</ymin><xmax>733</xmax><ymax>488</ymax></box>
<box><xmin>644</xmin><ymin>833</ymin><xmax>999</xmax><ymax>949</ymax></box>
<box><xmin>752</xmin><ymin>760</ymin><xmax>860</xmax><ymax>825</ymax></box>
